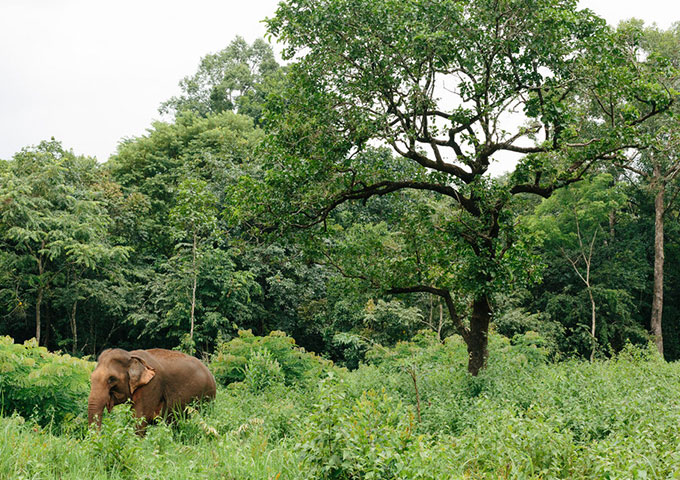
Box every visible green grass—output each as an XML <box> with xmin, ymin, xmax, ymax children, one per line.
<box><xmin>2</xmin><ymin>333</ymin><xmax>680</xmax><ymax>479</ymax></box>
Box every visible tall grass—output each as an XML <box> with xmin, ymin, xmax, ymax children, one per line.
<box><xmin>1</xmin><ymin>333</ymin><xmax>680</xmax><ymax>479</ymax></box>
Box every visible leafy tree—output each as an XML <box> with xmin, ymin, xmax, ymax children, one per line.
<box><xmin>612</xmin><ymin>21</ymin><xmax>680</xmax><ymax>356</ymax></box>
<box><xmin>159</xmin><ymin>36</ymin><xmax>280</xmax><ymax>123</ymax></box>
<box><xmin>168</xmin><ymin>177</ymin><xmax>219</xmax><ymax>348</ymax></box>
<box><xmin>109</xmin><ymin>111</ymin><xmax>262</xmax><ymax>259</ymax></box>
<box><xmin>527</xmin><ymin>174</ymin><xmax>647</xmax><ymax>359</ymax></box>
<box><xmin>662</xmin><ymin>212</ymin><xmax>680</xmax><ymax>359</ymax></box>
<box><xmin>0</xmin><ymin>141</ymin><xmax>130</xmax><ymax>347</ymax></box>
<box><xmin>250</xmin><ymin>0</ymin><xmax>675</xmax><ymax>374</ymax></box>
<box><xmin>107</xmin><ymin>112</ymin><xmax>277</xmax><ymax>352</ymax></box>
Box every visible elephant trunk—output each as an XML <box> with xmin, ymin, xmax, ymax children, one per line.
<box><xmin>87</xmin><ymin>390</ymin><xmax>110</xmax><ymax>427</ymax></box>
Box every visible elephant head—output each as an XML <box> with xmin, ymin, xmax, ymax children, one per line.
<box><xmin>87</xmin><ymin>348</ymin><xmax>156</xmax><ymax>426</ymax></box>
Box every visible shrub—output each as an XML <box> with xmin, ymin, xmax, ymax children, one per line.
<box><xmin>87</xmin><ymin>403</ymin><xmax>142</xmax><ymax>477</ymax></box>
<box><xmin>296</xmin><ymin>378</ymin><xmax>425</xmax><ymax>479</ymax></box>
<box><xmin>364</xmin><ymin>330</ymin><xmax>467</xmax><ymax>370</ymax></box>
<box><xmin>243</xmin><ymin>348</ymin><xmax>284</xmax><ymax>392</ymax></box>
<box><xmin>210</xmin><ymin>330</ymin><xmax>332</xmax><ymax>387</ymax></box>
<box><xmin>0</xmin><ymin>336</ymin><xmax>93</xmax><ymax>429</ymax></box>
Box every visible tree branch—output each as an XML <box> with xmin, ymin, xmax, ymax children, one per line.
<box><xmin>387</xmin><ymin>285</ymin><xmax>469</xmax><ymax>341</ymax></box>
<box><xmin>292</xmin><ymin>180</ymin><xmax>480</xmax><ymax>229</ymax></box>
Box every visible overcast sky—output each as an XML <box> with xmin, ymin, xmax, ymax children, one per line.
<box><xmin>1</xmin><ymin>0</ymin><xmax>679</xmax><ymax>163</ymax></box>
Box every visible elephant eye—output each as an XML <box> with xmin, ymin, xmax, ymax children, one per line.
<box><xmin>108</xmin><ymin>376</ymin><xmax>117</xmax><ymax>384</ymax></box>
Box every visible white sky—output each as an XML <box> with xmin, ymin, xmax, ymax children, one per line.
<box><xmin>0</xmin><ymin>0</ymin><xmax>679</xmax><ymax>163</ymax></box>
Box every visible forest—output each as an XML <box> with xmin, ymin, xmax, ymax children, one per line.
<box><xmin>1</xmin><ymin>0</ymin><xmax>680</xmax><ymax>478</ymax></box>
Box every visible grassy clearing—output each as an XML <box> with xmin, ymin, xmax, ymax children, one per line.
<box><xmin>1</xmin><ymin>333</ymin><xmax>680</xmax><ymax>479</ymax></box>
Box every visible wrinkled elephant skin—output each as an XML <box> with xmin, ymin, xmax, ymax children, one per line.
<box><xmin>87</xmin><ymin>348</ymin><xmax>216</xmax><ymax>432</ymax></box>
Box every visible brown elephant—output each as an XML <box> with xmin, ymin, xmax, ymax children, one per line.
<box><xmin>87</xmin><ymin>348</ymin><xmax>216</xmax><ymax>431</ymax></box>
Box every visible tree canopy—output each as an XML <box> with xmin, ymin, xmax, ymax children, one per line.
<box><xmin>1</xmin><ymin>13</ymin><xmax>679</xmax><ymax>376</ymax></box>
<box><xmin>249</xmin><ymin>0</ymin><xmax>678</xmax><ymax>373</ymax></box>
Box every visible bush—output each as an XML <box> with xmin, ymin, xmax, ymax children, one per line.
<box><xmin>243</xmin><ymin>348</ymin><xmax>284</xmax><ymax>392</ymax></box>
<box><xmin>87</xmin><ymin>403</ymin><xmax>142</xmax><ymax>477</ymax></box>
<box><xmin>297</xmin><ymin>378</ymin><xmax>433</xmax><ymax>479</ymax></box>
<box><xmin>210</xmin><ymin>330</ymin><xmax>332</xmax><ymax>387</ymax></box>
<box><xmin>0</xmin><ymin>336</ymin><xmax>93</xmax><ymax>430</ymax></box>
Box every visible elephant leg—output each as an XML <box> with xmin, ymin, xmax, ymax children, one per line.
<box><xmin>131</xmin><ymin>391</ymin><xmax>164</xmax><ymax>435</ymax></box>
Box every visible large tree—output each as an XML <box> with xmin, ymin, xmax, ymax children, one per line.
<box><xmin>253</xmin><ymin>0</ymin><xmax>676</xmax><ymax>374</ymax></box>
<box><xmin>106</xmin><ymin>112</ymin><xmax>263</xmax><ymax>350</ymax></box>
<box><xmin>613</xmin><ymin>21</ymin><xmax>680</xmax><ymax>356</ymax></box>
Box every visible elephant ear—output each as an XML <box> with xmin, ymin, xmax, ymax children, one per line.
<box><xmin>128</xmin><ymin>356</ymin><xmax>156</xmax><ymax>394</ymax></box>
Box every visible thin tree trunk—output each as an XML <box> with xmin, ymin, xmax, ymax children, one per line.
<box><xmin>407</xmin><ymin>366</ymin><xmax>421</xmax><ymax>423</ymax></box>
<box><xmin>70</xmin><ymin>300</ymin><xmax>78</xmax><ymax>355</ymax></box>
<box><xmin>588</xmin><ymin>288</ymin><xmax>596</xmax><ymax>362</ymax></box>
<box><xmin>35</xmin><ymin>287</ymin><xmax>43</xmax><ymax>345</ymax></box>
<box><xmin>35</xmin><ymin>256</ymin><xmax>44</xmax><ymax>345</ymax></box>
<box><xmin>563</xmin><ymin>217</ymin><xmax>599</xmax><ymax>361</ymax></box>
<box><xmin>651</xmin><ymin>164</ymin><xmax>665</xmax><ymax>356</ymax></box>
<box><xmin>190</xmin><ymin>230</ymin><xmax>197</xmax><ymax>342</ymax></box>
<box><xmin>467</xmin><ymin>296</ymin><xmax>490</xmax><ymax>376</ymax></box>
<box><xmin>438</xmin><ymin>301</ymin><xmax>444</xmax><ymax>343</ymax></box>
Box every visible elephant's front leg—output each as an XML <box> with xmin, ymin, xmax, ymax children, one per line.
<box><xmin>131</xmin><ymin>390</ymin><xmax>163</xmax><ymax>435</ymax></box>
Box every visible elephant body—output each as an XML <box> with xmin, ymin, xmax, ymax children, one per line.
<box><xmin>88</xmin><ymin>348</ymin><xmax>216</xmax><ymax>431</ymax></box>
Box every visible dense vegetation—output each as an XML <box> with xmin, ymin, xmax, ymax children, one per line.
<box><xmin>1</xmin><ymin>0</ymin><xmax>680</xmax><ymax>476</ymax></box>
<box><xmin>2</xmin><ymin>334</ymin><xmax>680</xmax><ymax>479</ymax></box>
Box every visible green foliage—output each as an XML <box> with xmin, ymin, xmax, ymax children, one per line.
<box><xmin>109</xmin><ymin>110</ymin><xmax>262</xmax><ymax>259</ymax></box>
<box><xmin>297</xmin><ymin>380</ymin><xmax>422</xmax><ymax>480</ymax></box>
<box><xmin>106</xmin><ymin>111</ymin><xmax>265</xmax><ymax>352</ymax></box>
<box><xmin>3</xmin><ymin>14</ymin><xmax>680</xmax><ymax>480</ymax></box>
<box><xmin>0</xmin><ymin>336</ymin><xmax>92</xmax><ymax>429</ymax></box>
<box><xmin>0</xmin><ymin>140</ymin><xmax>131</xmax><ymax>350</ymax></box>
<box><xmin>524</xmin><ymin>174</ymin><xmax>651</xmax><ymax>358</ymax></box>
<box><xmin>243</xmin><ymin>348</ymin><xmax>284</xmax><ymax>392</ymax></box>
<box><xmin>210</xmin><ymin>330</ymin><xmax>332</xmax><ymax>387</ymax></box>
<box><xmin>159</xmin><ymin>36</ymin><xmax>280</xmax><ymax>123</ymax></box>
<box><xmin>87</xmin><ymin>404</ymin><xmax>142</xmax><ymax>476</ymax></box>
<box><xmin>361</xmin><ymin>299</ymin><xmax>424</xmax><ymax>346</ymax></box>
<box><xmin>508</xmin><ymin>331</ymin><xmax>552</xmax><ymax>366</ymax></box>
<box><xmin>251</xmin><ymin>0</ymin><xmax>677</xmax><ymax>375</ymax></box>
<box><xmin>2</xmin><ymin>336</ymin><xmax>680</xmax><ymax>478</ymax></box>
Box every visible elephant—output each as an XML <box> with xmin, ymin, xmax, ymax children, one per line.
<box><xmin>87</xmin><ymin>348</ymin><xmax>216</xmax><ymax>432</ymax></box>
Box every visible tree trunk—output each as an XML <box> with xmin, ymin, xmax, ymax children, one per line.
<box><xmin>35</xmin><ymin>287</ymin><xmax>43</xmax><ymax>345</ymax></box>
<box><xmin>70</xmin><ymin>300</ymin><xmax>78</xmax><ymax>355</ymax></box>
<box><xmin>407</xmin><ymin>366</ymin><xmax>421</xmax><ymax>423</ymax></box>
<box><xmin>388</xmin><ymin>286</ymin><xmax>490</xmax><ymax>375</ymax></box>
<box><xmin>467</xmin><ymin>296</ymin><xmax>490</xmax><ymax>376</ymax></box>
<box><xmin>588</xmin><ymin>287</ymin><xmax>596</xmax><ymax>362</ymax></box>
<box><xmin>651</xmin><ymin>165</ymin><xmax>665</xmax><ymax>357</ymax></box>
<box><xmin>438</xmin><ymin>301</ymin><xmax>444</xmax><ymax>343</ymax></box>
<box><xmin>190</xmin><ymin>231</ymin><xmax>197</xmax><ymax>342</ymax></box>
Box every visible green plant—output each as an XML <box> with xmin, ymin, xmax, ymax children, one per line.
<box><xmin>0</xmin><ymin>336</ymin><xmax>93</xmax><ymax>430</ymax></box>
<box><xmin>210</xmin><ymin>330</ymin><xmax>332</xmax><ymax>387</ymax></box>
<box><xmin>243</xmin><ymin>348</ymin><xmax>284</xmax><ymax>392</ymax></box>
<box><xmin>297</xmin><ymin>377</ymin><xmax>426</xmax><ymax>479</ymax></box>
<box><xmin>87</xmin><ymin>403</ymin><xmax>142</xmax><ymax>476</ymax></box>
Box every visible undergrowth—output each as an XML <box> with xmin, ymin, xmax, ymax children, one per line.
<box><xmin>1</xmin><ymin>332</ymin><xmax>680</xmax><ymax>479</ymax></box>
